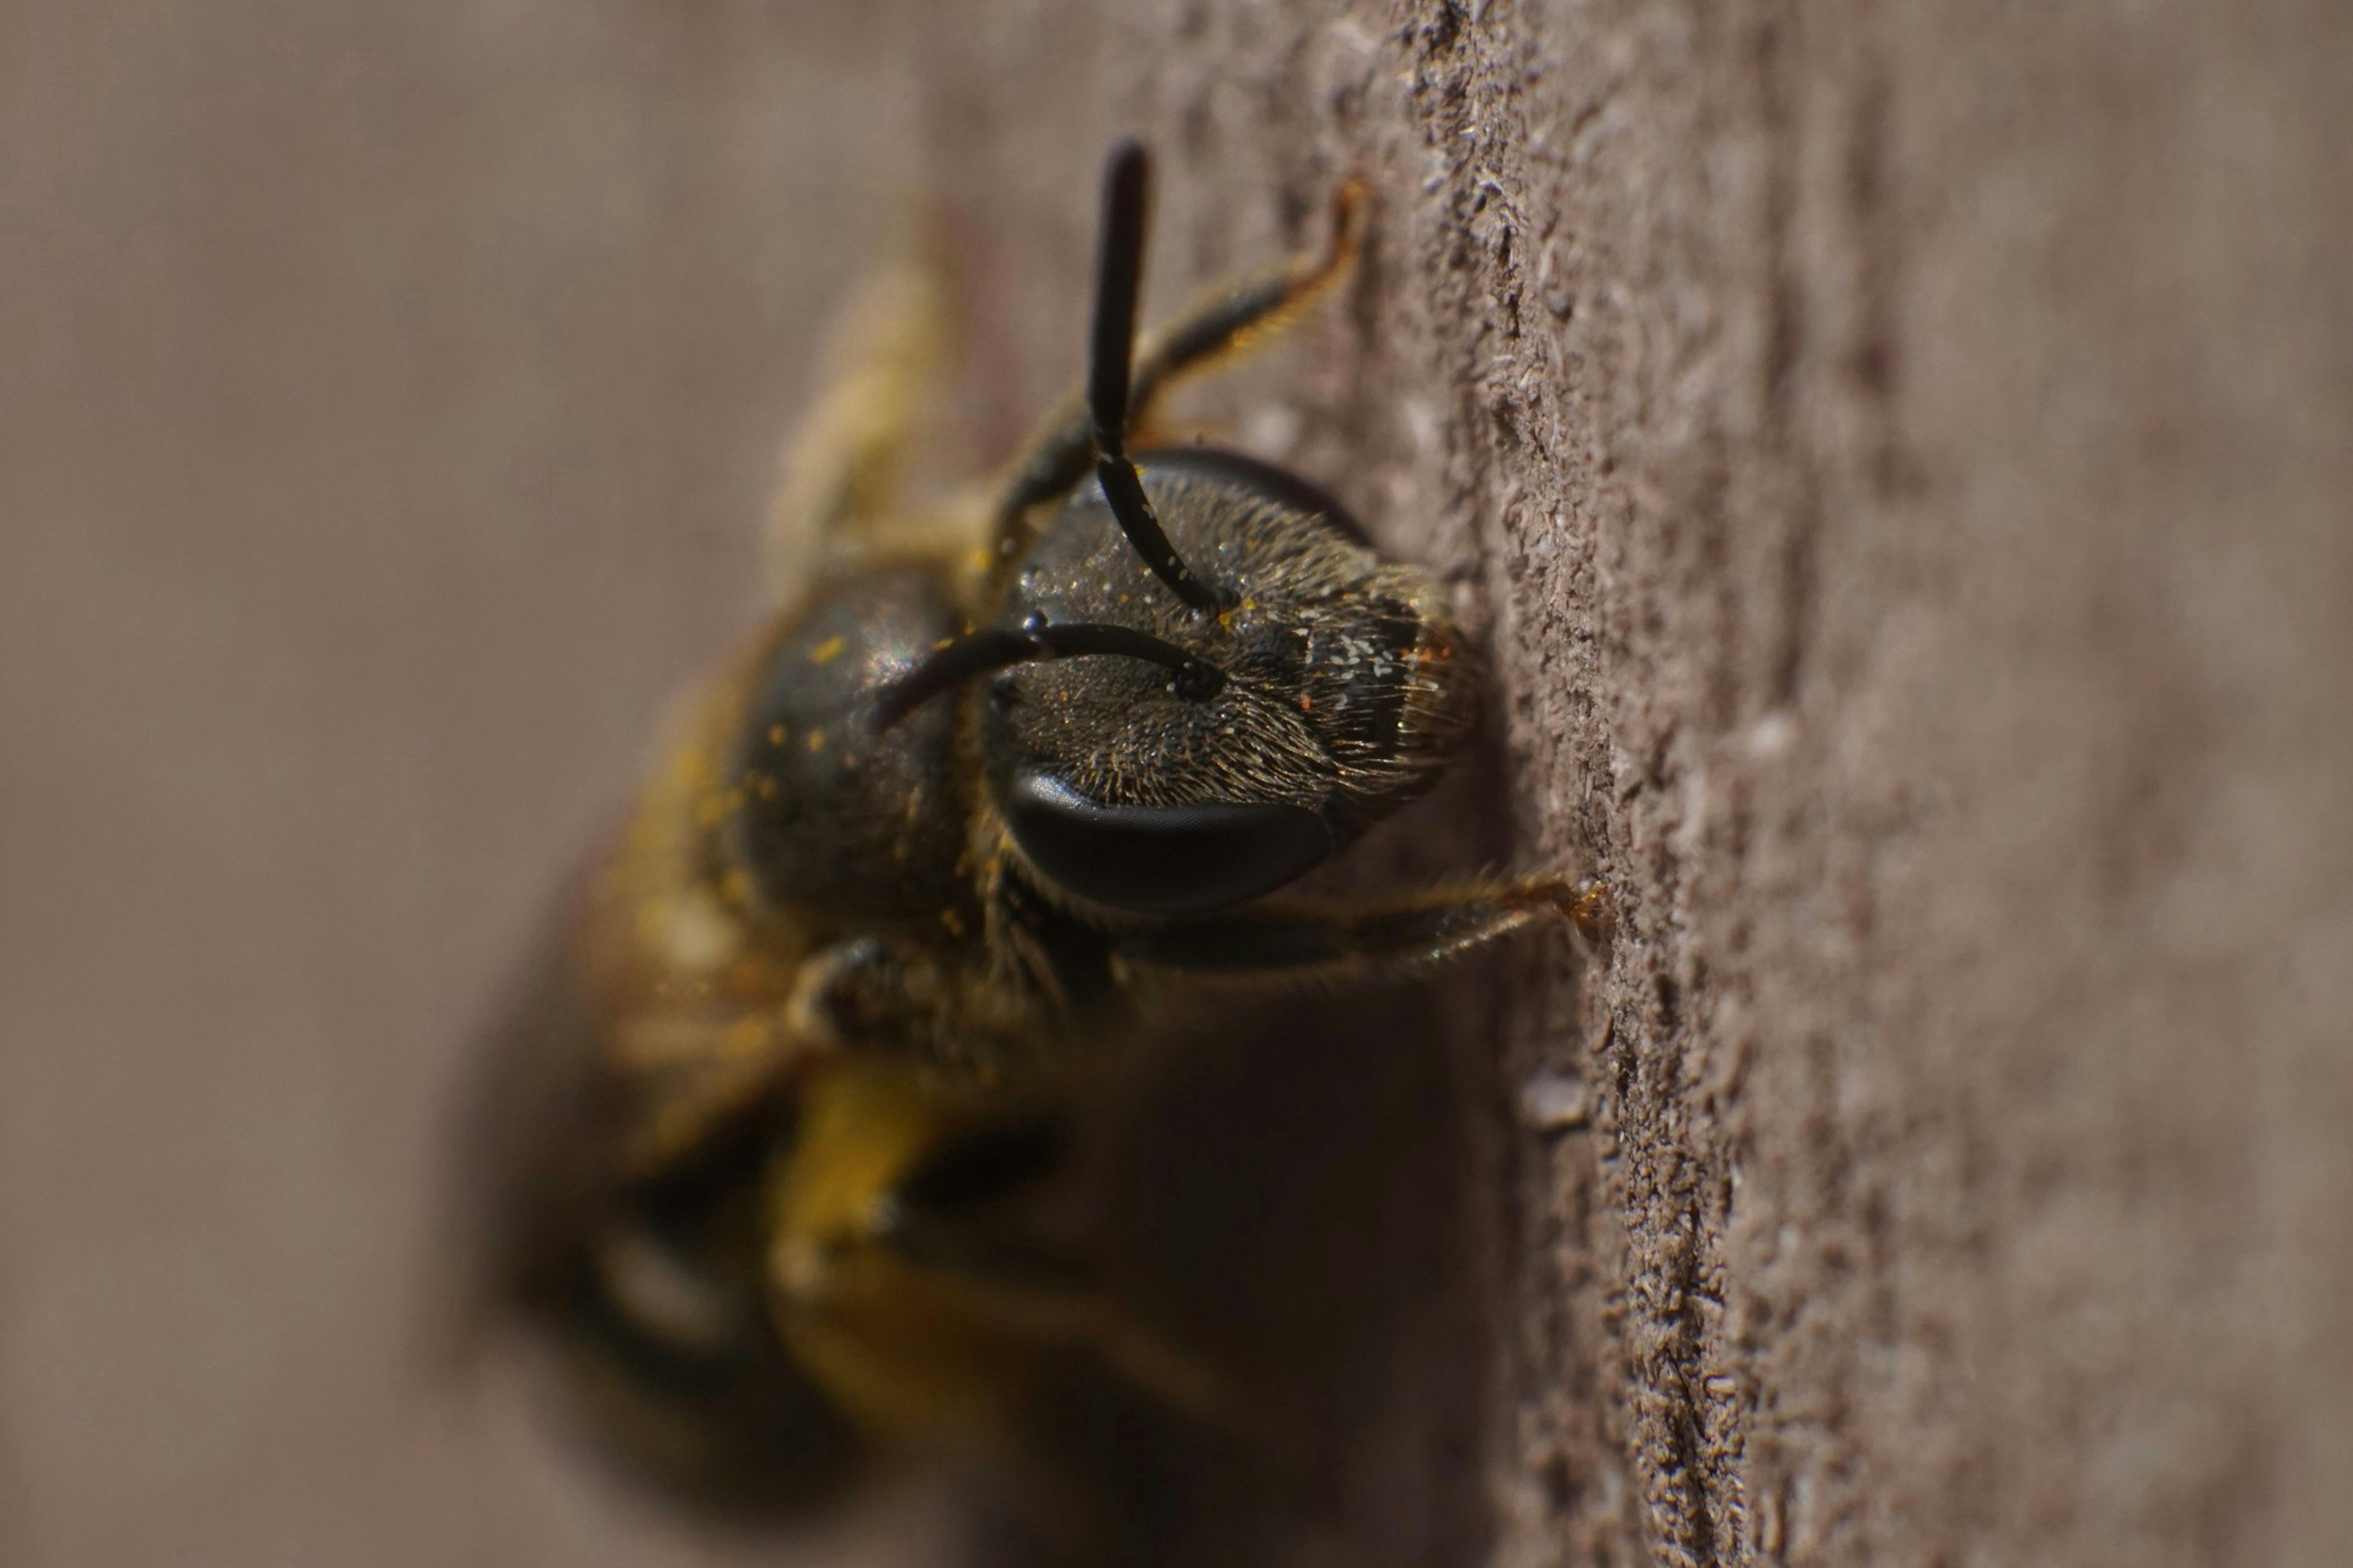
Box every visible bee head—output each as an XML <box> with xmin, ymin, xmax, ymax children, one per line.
<box><xmin>971</xmin><ymin>451</ymin><xmax>1476</xmax><ymax>914</ymax></box>
<box><xmin>873</xmin><ymin>140</ymin><xmax>1477</xmax><ymax>915</ymax></box>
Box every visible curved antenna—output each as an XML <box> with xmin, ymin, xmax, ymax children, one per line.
<box><xmin>873</xmin><ymin>621</ymin><xmax>1226</xmax><ymax>730</ymax></box>
<box><xmin>1090</xmin><ymin>141</ymin><xmax>1222</xmax><ymax>613</ymax></box>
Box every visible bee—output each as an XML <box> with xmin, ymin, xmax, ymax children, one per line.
<box><xmin>470</xmin><ymin>140</ymin><xmax>1606</xmax><ymax>1535</ymax></box>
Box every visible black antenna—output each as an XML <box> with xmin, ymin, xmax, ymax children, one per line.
<box><xmin>873</xmin><ymin>620</ymin><xmax>1226</xmax><ymax>730</ymax></box>
<box><xmin>1090</xmin><ymin>140</ymin><xmax>1222</xmax><ymax>613</ymax></box>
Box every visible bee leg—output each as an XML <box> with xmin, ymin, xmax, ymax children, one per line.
<box><xmin>610</xmin><ymin>937</ymin><xmax>956</xmax><ymax>1180</ymax></box>
<box><xmin>609</xmin><ymin>1013</ymin><xmax>805</xmax><ymax>1179</ymax></box>
<box><xmin>770</xmin><ymin>1070</ymin><xmax>1233</xmax><ymax>1433</ymax></box>
<box><xmin>763</xmin><ymin>240</ymin><xmax>958</xmax><ymax>603</ymax></box>
<box><xmin>889</xmin><ymin>1104</ymin><xmax>1236</xmax><ymax>1418</ymax></box>
<box><xmin>881</xmin><ymin>1212</ymin><xmax>1237</xmax><ymax>1428</ymax></box>
<box><xmin>986</xmin><ymin>178</ymin><xmax>1367</xmax><ymax>570</ymax></box>
<box><xmin>783</xmin><ymin>934</ymin><xmax>951</xmax><ymax>1052</ymax></box>
<box><xmin>877</xmin><ymin>1111</ymin><xmax>1229</xmax><ymax>1415</ymax></box>
<box><xmin>1108</xmin><ymin>877</ymin><xmax>1613</xmax><ymax>985</ymax></box>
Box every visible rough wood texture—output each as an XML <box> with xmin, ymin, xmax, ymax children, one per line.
<box><xmin>3</xmin><ymin>2</ymin><xmax>2347</xmax><ymax>1565</ymax></box>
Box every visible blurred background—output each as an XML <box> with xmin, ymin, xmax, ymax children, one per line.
<box><xmin>3</xmin><ymin>5</ymin><xmax>943</xmax><ymax>1563</ymax></box>
<box><xmin>1</xmin><ymin>6</ymin><xmax>1499</xmax><ymax>1564</ymax></box>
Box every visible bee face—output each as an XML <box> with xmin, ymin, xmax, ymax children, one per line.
<box><xmin>984</xmin><ymin>460</ymin><xmax>1478</xmax><ymax>915</ymax></box>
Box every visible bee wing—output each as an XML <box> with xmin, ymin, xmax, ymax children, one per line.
<box><xmin>764</xmin><ymin>232</ymin><xmax>961</xmax><ymax>605</ymax></box>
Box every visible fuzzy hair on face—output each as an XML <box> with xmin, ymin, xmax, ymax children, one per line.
<box><xmin>987</xmin><ymin>469</ymin><xmax>1479</xmax><ymax>833</ymax></box>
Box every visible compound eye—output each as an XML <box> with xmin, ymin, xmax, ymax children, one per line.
<box><xmin>1006</xmin><ymin>771</ymin><xmax>1333</xmax><ymax>915</ymax></box>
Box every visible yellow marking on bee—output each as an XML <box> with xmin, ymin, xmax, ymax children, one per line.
<box><xmin>644</xmin><ymin>890</ymin><xmax>744</xmax><ymax>974</ymax></box>
<box><xmin>754</xmin><ymin>774</ymin><xmax>779</xmax><ymax>801</ymax></box>
<box><xmin>768</xmin><ymin>723</ymin><xmax>788</xmax><ymax>746</ymax></box>
<box><xmin>1242</xmin><ymin>598</ymin><xmax>1257</xmax><ymax>612</ymax></box>
<box><xmin>810</xmin><ymin>634</ymin><xmax>848</xmax><ymax>665</ymax></box>
<box><xmin>939</xmin><ymin>908</ymin><xmax>966</xmax><ymax>937</ymax></box>
<box><xmin>1300</xmin><ymin>694</ymin><xmax>1314</xmax><ymax>711</ymax></box>
<box><xmin>807</xmin><ymin>729</ymin><xmax>827</xmax><ymax>753</ymax></box>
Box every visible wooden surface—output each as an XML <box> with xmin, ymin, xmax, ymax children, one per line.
<box><xmin>4</xmin><ymin>2</ymin><xmax>2348</xmax><ymax>1564</ymax></box>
